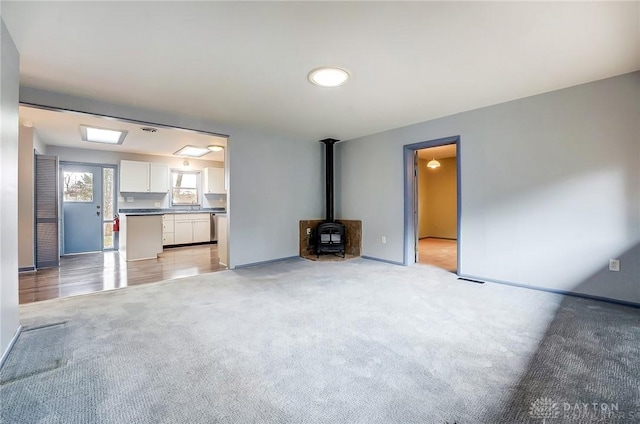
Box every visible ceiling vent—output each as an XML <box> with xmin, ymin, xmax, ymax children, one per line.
<box><xmin>141</xmin><ymin>127</ymin><xmax>157</xmax><ymax>133</ymax></box>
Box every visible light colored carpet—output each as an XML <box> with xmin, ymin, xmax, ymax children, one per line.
<box><xmin>1</xmin><ymin>258</ymin><xmax>638</xmax><ymax>423</ymax></box>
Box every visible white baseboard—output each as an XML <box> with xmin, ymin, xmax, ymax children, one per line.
<box><xmin>0</xmin><ymin>325</ymin><xmax>23</xmax><ymax>369</ymax></box>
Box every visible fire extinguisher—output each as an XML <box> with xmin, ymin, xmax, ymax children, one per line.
<box><xmin>113</xmin><ymin>215</ymin><xmax>120</xmax><ymax>232</ymax></box>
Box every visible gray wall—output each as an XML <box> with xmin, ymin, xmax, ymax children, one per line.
<box><xmin>0</xmin><ymin>16</ymin><xmax>20</xmax><ymax>358</ymax></box>
<box><xmin>20</xmin><ymin>87</ymin><xmax>324</xmax><ymax>269</ymax></box>
<box><xmin>338</xmin><ymin>72</ymin><xmax>640</xmax><ymax>304</ymax></box>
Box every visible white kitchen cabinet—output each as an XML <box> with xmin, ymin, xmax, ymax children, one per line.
<box><xmin>192</xmin><ymin>218</ymin><xmax>210</xmax><ymax>243</ymax></box>
<box><xmin>172</xmin><ymin>213</ymin><xmax>210</xmax><ymax>244</ymax></box>
<box><xmin>203</xmin><ymin>167</ymin><xmax>226</xmax><ymax>194</ymax></box>
<box><xmin>174</xmin><ymin>220</ymin><xmax>193</xmax><ymax>244</ymax></box>
<box><xmin>162</xmin><ymin>214</ymin><xmax>175</xmax><ymax>246</ymax></box>
<box><xmin>150</xmin><ymin>163</ymin><xmax>169</xmax><ymax>193</ymax></box>
<box><xmin>120</xmin><ymin>160</ymin><xmax>169</xmax><ymax>193</ymax></box>
<box><xmin>120</xmin><ymin>160</ymin><xmax>150</xmax><ymax>193</ymax></box>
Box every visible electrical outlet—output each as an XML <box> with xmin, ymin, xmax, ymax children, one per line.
<box><xmin>306</xmin><ymin>228</ymin><xmax>311</xmax><ymax>235</ymax></box>
<box><xmin>609</xmin><ymin>259</ymin><xmax>620</xmax><ymax>272</ymax></box>
<box><xmin>126</xmin><ymin>197</ymin><xmax>134</xmax><ymax>203</ymax></box>
<box><xmin>381</xmin><ymin>236</ymin><xmax>387</xmax><ymax>244</ymax></box>
<box><xmin>154</xmin><ymin>202</ymin><xmax>161</xmax><ymax>207</ymax></box>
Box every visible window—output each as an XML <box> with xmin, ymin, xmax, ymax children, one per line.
<box><xmin>63</xmin><ymin>171</ymin><xmax>93</xmax><ymax>202</ymax></box>
<box><xmin>171</xmin><ymin>171</ymin><xmax>200</xmax><ymax>206</ymax></box>
<box><xmin>103</xmin><ymin>168</ymin><xmax>115</xmax><ymax>249</ymax></box>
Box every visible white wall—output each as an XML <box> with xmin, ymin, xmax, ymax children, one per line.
<box><xmin>338</xmin><ymin>72</ymin><xmax>640</xmax><ymax>304</ymax></box>
<box><xmin>18</xmin><ymin>125</ymin><xmax>34</xmax><ymax>269</ymax></box>
<box><xmin>20</xmin><ymin>87</ymin><xmax>324</xmax><ymax>269</ymax></box>
<box><xmin>0</xmin><ymin>16</ymin><xmax>20</xmax><ymax>358</ymax></box>
<box><xmin>45</xmin><ymin>145</ymin><xmax>226</xmax><ymax>210</ymax></box>
<box><xmin>33</xmin><ymin>130</ymin><xmax>45</xmax><ymax>154</ymax></box>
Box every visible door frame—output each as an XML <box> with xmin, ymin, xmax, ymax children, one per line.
<box><xmin>59</xmin><ymin>161</ymin><xmax>118</xmax><ymax>254</ymax></box>
<box><xmin>403</xmin><ymin>135</ymin><xmax>461</xmax><ymax>271</ymax></box>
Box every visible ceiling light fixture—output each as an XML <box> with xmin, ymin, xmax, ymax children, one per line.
<box><xmin>174</xmin><ymin>145</ymin><xmax>210</xmax><ymax>158</ymax></box>
<box><xmin>308</xmin><ymin>66</ymin><xmax>351</xmax><ymax>87</ymax></box>
<box><xmin>80</xmin><ymin>125</ymin><xmax>127</xmax><ymax>145</ymax></box>
<box><xmin>427</xmin><ymin>158</ymin><xmax>441</xmax><ymax>169</ymax></box>
<box><xmin>207</xmin><ymin>145</ymin><xmax>224</xmax><ymax>152</ymax></box>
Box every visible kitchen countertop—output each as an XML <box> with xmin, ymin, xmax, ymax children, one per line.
<box><xmin>119</xmin><ymin>208</ymin><xmax>225</xmax><ymax>215</ymax></box>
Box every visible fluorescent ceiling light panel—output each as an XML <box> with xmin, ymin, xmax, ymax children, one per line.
<box><xmin>174</xmin><ymin>145</ymin><xmax>210</xmax><ymax>157</ymax></box>
<box><xmin>80</xmin><ymin>125</ymin><xmax>127</xmax><ymax>144</ymax></box>
<box><xmin>308</xmin><ymin>67</ymin><xmax>351</xmax><ymax>87</ymax></box>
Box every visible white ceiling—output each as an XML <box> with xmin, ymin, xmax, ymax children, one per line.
<box><xmin>3</xmin><ymin>2</ymin><xmax>639</xmax><ymax>144</ymax></box>
<box><xmin>19</xmin><ymin>105</ymin><xmax>227</xmax><ymax>160</ymax></box>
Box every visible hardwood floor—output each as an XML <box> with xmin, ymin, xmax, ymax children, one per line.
<box><xmin>19</xmin><ymin>244</ymin><xmax>225</xmax><ymax>304</ymax></box>
<box><xmin>417</xmin><ymin>238</ymin><xmax>457</xmax><ymax>273</ymax></box>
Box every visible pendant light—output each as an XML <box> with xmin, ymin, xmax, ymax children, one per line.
<box><xmin>427</xmin><ymin>158</ymin><xmax>441</xmax><ymax>169</ymax></box>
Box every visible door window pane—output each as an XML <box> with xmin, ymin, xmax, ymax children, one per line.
<box><xmin>104</xmin><ymin>222</ymin><xmax>114</xmax><ymax>249</ymax></box>
<box><xmin>103</xmin><ymin>168</ymin><xmax>114</xmax><ymax>219</ymax></box>
<box><xmin>63</xmin><ymin>172</ymin><xmax>93</xmax><ymax>202</ymax></box>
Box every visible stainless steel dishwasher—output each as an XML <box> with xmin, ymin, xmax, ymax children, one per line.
<box><xmin>210</xmin><ymin>213</ymin><xmax>217</xmax><ymax>242</ymax></box>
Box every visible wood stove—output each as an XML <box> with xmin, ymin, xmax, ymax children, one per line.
<box><xmin>316</xmin><ymin>138</ymin><xmax>346</xmax><ymax>258</ymax></box>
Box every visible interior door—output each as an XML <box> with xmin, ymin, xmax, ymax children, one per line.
<box><xmin>62</xmin><ymin>164</ymin><xmax>103</xmax><ymax>254</ymax></box>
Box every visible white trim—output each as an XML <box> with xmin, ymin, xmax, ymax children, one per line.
<box><xmin>0</xmin><ymin>325</ymin><xmax>23</xmax><ymax>369</ymax></box>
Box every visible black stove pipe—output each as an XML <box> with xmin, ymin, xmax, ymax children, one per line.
<box><xmin>320</xmin><ymin>138</ymin><xmax>339</xmax><ymax>222</ymax></box>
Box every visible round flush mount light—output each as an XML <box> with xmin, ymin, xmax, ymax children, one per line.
<box><xmin>207</xmin><ymin>145</ymin><xmax>224</xmax><ymax>152</ymax></box>
<box><xmin>307</xmin><ymin>66</ymin><xmax>351</xmax><ymax>87</ymax></box>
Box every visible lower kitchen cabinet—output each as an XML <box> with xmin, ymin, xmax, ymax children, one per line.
<box><xmin>174</xmin><ymin>220</ymin><xmax>193</xmax><ymax>244</ymax></box>
<box><xmin>162</xmin><ymin>214</ymin><xmax>175</xmax><ymax>246</ymax></box>
<box><xmin>192</xmin><ymin>219</ymin><xmax>211</xmax><ymax>243</ymax></box>
<box><xmin>172</xmin><ymin>213</ymin><xmax>210</xmax><ymax>245</ymax></box>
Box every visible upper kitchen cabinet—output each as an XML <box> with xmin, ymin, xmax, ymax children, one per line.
<box><xmin>203</xmin><ymin>166</ymin><xmax>226</xmax><ymax>194</ymax></box>
<box><xmin>120</xmin><ymin>160</ymin><xmax>169</xmax><ymax>193</ymax></box>
<box><xmin>149</xmin><ymin>163</ymin><xmax>169</xmax><ymax>193</ymax></box>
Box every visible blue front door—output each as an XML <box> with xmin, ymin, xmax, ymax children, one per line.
<box><xmin>62</xmin><ymin>164</ymin><xmax>103</xmax><ymax>254</ymax></box>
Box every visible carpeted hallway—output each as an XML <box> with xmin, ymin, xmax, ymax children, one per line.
<box><xmin>1</xmin><ymin>258</ymin><xmax>638</xmax><ymax>423</ymax></box>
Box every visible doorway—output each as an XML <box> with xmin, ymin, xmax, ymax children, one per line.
<box><xmin>403</xmin><ymin>136</ymin><xmax>460</xmax><ymax>272</ymax></box>
<box><xmin>61</xmin><ymin>163</ymin><xmax>116</xmax><ymax>254</ymax></box>
<box><xmin>416</xmin><ymin>145</ymin><xmax>457</xmax><ymax>272</ymax></box>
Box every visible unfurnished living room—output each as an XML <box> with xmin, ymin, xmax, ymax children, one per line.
<box><xmin>1</xmin><ymin>2</ymin><xmax>639</xmax><ymax>423</ymax></box>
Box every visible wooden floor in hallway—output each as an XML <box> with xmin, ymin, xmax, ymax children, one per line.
<box><xmin>19</xmin><ymin>244</ymin><xmax>225</xmax><ymax>304</ymax></box>
<box><xmin>417</xmin><ymin>237</ymin><xmax>457</xmax><ymax>273</ymax></box>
